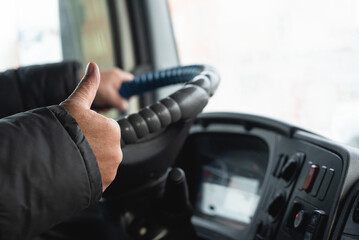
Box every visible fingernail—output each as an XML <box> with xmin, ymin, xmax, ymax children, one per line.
<box><xmin>85</xmin><ymin>62</ymin><xmax>93</xmax><ymax>76</ymax></box>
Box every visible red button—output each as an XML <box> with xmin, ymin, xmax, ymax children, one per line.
<box><xmin>302</xmin><ymin>165</ymin><xmax>319</xmax><ymax>193</ymax></box>
<box><xmin>294</xmin><ymin>210</ymin><xmax>306</xmax><ymax>229</ymax></box>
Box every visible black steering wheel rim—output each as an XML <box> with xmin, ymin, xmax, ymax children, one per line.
<box><xmin>118</xmin><ymin>64</ymin><xmax>219</xmax><ymax>145</ymax></box>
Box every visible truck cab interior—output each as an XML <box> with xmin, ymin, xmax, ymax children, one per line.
<box><xmin>2</xmin><ymin>0</ymin><xmax>359</xmax><ymax>240</ymax></box>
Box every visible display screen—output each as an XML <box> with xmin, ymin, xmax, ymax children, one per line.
<box><xmin>197</xmin><ymin>163</ymin><xmax>261</xmax><ymax>224</ymax></box>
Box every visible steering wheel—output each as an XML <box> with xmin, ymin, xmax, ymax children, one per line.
<box><xmin>104</xmin><ymin>65</ymin><xmax>220</xmax><ymax>199</ymax></box>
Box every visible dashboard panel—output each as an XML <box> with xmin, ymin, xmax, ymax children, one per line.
<box><xmin>175</xmin><ymin>112</ymin><xmax>359</xmax><ymax>240</ymax></box>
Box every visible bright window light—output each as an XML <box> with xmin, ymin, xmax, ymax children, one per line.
<box><xmin>0</xmin><ymin>0</ymin><xmax>62</xmax><ymax>71</ymax></box>
<box><xmin>168</xmin><ymin>0</ymin><xmax>359</xmax><ymax>147</ymax></box>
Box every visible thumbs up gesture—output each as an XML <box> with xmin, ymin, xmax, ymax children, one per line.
<box><xmin>60</xmin><ymin>62</ymin><xmax>122</xmax><ymax>191</ymax></box>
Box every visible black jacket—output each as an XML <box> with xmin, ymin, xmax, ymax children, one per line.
<box><xmin>0</xmin><ymin>62</ymin><xmax>102</xmax><ymax>240</ymax></box>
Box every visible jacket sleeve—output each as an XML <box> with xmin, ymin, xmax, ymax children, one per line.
<box><xmin>0</xmin><ymin>105</ymin><xmax>102</xmax><ymax>240</ymax></box>
<box><xmin>0</xmin><ymin>61</ymin><xmax>81</xmax><ymax>118</ymax></box>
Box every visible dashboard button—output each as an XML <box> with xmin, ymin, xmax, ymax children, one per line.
<box><xmin>298</xmin><ymin>161</ymin><xmax>313</xmax><ymax>190</ymax></box>
<box><xmin>318</xmin><ymin>168</ymin><xmax>334</xmax><ymax>201</ymax></box>
<box><xmin>302</xmin><ymin>165</ymin><xmax>319</xmax><ymax>193</ymax></box>
<box><xmin>308</xmin><ymin>210</ymin><xmax>320</xmax><ymax>228</ymax></box>
<box><xmin>305</xmin><ymin>210</ymin><xmax>327</xmax><ymax>239</ymax></box>
<box><xmin>286</xmin><ymin>201</ymin><xmax>303</xmax><ymax>228</ymax></box>
<box><xmin>311</xmin><ymin>166</ymin><xmax>327</xmax><ymax>197</ymax></box>
<box><xmin>293</xmin><ymin>210</ymin><xmax>306</xmax><ymax>230</ymax></box>
<box><xmin>280</xmin><ymin>155</ymin><xmax>298</xmax><ymax>182</ymax></box>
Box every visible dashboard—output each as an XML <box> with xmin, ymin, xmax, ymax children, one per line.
<box><xmin>45</xmin><ymin>111</ymin><xmax>359</xmax><ymax>240</ymax></box>
<box><xmin>175</xmin><ymin>112</ymin><xmax>359</xmax><ymax>240</ymax></box>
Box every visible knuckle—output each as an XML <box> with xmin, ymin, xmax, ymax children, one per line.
<box><xmin>113</xmin><ymin>68</ymin><xmax>123</xmax><ymax>76</ymax></box>
<box><xmin>109</xmin><ymin>119</ymin><xmax>121</xmax><ymax>139</ymax></box>
<box><xmin>108</xmin><ymin>118</ymin><xmax>118</xmax><ymax>128</ymax></box>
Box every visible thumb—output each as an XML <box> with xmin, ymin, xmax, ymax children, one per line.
<box><xmin>67</xmin><ymin>62</ymin><xmax>100</xmax><ymax>109</ymax></box>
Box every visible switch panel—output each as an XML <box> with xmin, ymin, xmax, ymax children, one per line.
<box><xmin>274</xmin><ymin>136</ymin><xmax>342</xmax><ymax>240</ymax></box>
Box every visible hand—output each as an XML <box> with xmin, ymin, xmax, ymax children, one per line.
<box><xmin>61</xmin><ymin>62</ymin><xmax>122</xmax><ymax>191</ymax></box>
<box><xmin>93</xmin><ymin>68</ymin><xmax>134</xmax><ymax>111</ymax></box>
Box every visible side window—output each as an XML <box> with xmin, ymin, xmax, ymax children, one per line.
<box><xmin>60</xmin><ymin>0</ymin><xmax>115</xmax><ymax>68</ymax></box>
<box><xmin>0</xmin><ymin>0</ymin><xmax>63</xmax><ymax>71</ymax></box>
<box><xmin>0</xmin><ymin>0</ymin><xmax>115</xmax><ymax>71</ymax></box>
<box><xmin>0</xmin><ymin>0</ymin><xmax>139</xmax><ymax>116</ymax></box>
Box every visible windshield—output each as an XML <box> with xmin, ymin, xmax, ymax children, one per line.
<box><xmin>168</xmin><ymin>0</ymin><xmax>359</xmax><ymax>147</ymax></box>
